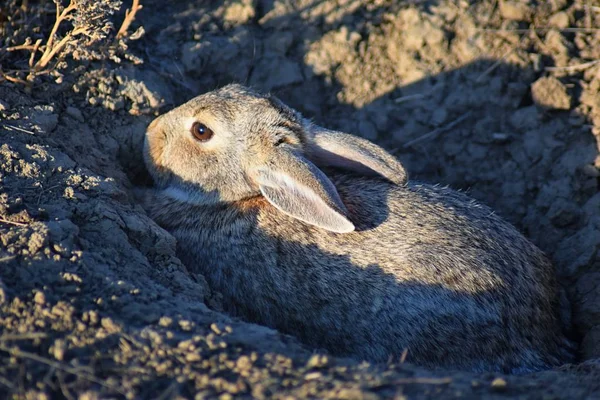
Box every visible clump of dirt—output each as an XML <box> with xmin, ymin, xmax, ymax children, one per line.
<box><xmin>1</xmin><ymin>0</ymin><xmax>599</xmax><ymax>398</ymax></box>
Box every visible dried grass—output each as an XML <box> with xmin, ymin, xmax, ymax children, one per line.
<box><xmin>0</xmin><ymin>0</ymin><xmax>143</xmax><ymax>86</ymax></box>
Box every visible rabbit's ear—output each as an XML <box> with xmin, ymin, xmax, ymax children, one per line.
<box><xmin>253</xmin><ymin>148</ymin><xmax>355</xmax><ymax>233</ymax></box>
<box><xmin>307</xmin><ymin>127</ymin><xmax>408</xmax><ymax>185</ymax></box>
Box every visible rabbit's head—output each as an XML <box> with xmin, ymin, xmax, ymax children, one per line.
<box><xmin>144</xmin><ymin>84</ymin><xmax>407</xmax><ymax>233</ymax></box>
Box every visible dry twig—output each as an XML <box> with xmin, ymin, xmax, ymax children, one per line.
<box><xmin>1</xmin><ymin>0</ymin><xmax>142</xmax><ymax>84</ymax></box>
<box><xmin>546</xmin><ymin>59</ymin><xmax>600</xmax><ymax>72</ymax></box>
<box><xmin>401</xmin><ymin>112</ymin><xmax>472</xmax><ymax>149</ymax></box>
<box><xmin>480</xmin><ymin>27</ymin><xmax>600</xmax><ymax>33</ymax></box>
<box><xmin>0</xmin><ymin>344</ymin><xmax>126</xmax><ymax>395</ymax></box>
<box><xmin>372</xmin><ymin>377</ymin><xmax>453</xmax><ymax>387</ymax></box>
<box><xmin>1</xmin><ymin>123</ymin><xmax>35</xmax><ymax>135</ymax></box>
<box><xmin>116</xmin><ymin>0</ymin><xmax>142</xmax><ymax>39</ymax></box>
<box><xmin>0</xmin><ymin>218</ymin><xmax>28</xmax><ymax>227</ymax></box>
<box><xmin>476</xmin><ymin>46</ymin><xmax>518</xmax><ymax>82</ymax></box>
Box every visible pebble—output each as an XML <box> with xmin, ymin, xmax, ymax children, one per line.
<box><xmin>306</xmin><ymin>354</ymin><xmax>329</xmax><ymax>368</ymax></box>
<box><xmin>499</xmin><ymin>1</ymin><xmax>532</xmax><ymax>21</ymax></box>
<box><xmin>65</xmin><ymin>106</ymin><xmax>84</xmax><ymax>122</ymax></box>
<box><xmin>548</xmin><ymin>12</ymin><xmax>570</xmax><ymax>29</ymax></box>
<box><xmin>491</xmin><ymin>377</ymin><xmax>508</xmax><ymax>391</ymax></box>
<box><xmin>531</xmin><ymin>76</ymin><xmax>571</xmax><ymax>110</ymax></box>
<box><xmin>34</xmin><ymin>291</ymin><xmax>46</xmax><ymax>305</ymax></box>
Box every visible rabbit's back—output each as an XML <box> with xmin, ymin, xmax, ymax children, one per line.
<box><xmin>148</xmin><ymin>175</ymin><xmax>572</xmax><ymax>372</ymax></box>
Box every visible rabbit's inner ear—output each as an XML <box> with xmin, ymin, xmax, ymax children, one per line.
<box><xmin>253</xmin><ymin>152</ymin><xmax>355</xmax><ymax>233</ymax></box>
<box><xmin>308</xmin><ymin>127</ymin><xmax>408</xmax><ymax>185</ymax></box>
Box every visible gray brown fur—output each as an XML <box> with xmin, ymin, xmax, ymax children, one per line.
<box><xmin>142</xmin><ymin>84</ymin><xmax>573</xmax><ymax>373</ymax></box>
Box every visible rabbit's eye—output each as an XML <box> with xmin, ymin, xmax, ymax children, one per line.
<box><xmin>191</xmin><ymin>122</ymin><xmax>214</xmax><ymax>142</ymax></box>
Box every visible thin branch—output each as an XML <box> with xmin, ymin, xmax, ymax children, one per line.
<box><xmin>1</xmin><ymin>123</ymin><xmax>35</xmax><ymax>135</ymax></box>
<box><xmin>0</xmin><ymin>344</ymin><xmax>126</xmax><ymax>395</ymax></box>
<box><xmin>479</xmin><ymin>27</ymin><xmax>600</xmax><ymax>33</ymax></box>
<box><xmin>394</xmin><ymin>92</ymin><xmax>428</xmax><ymax>104</ymax></box>
<box><xmin>373</xmin><ymin>377</ymin><xmax>453</xmax><ymax>387</ymax></box>
<box><xmin>546</xmin><ymin>59</ymin><xmax>600</xmax><ymax>72</ymax></box>
<box><xmin>0</xmin><ymin>72</ymin><xmax>29</xmax><ymax>85</ymax></box>
<box><xmin>402</xmin><ymin>112</ymin><xmax>472</xmax><ymax>149</ymax></box>
<box><xmin>116</xmin><ymin>0</ymin><xmax>142</xmax><ymax>39</ymax></box>
<box><xmin>6</xmin><ymin>44</ymin><xmax>39</xmax><ymax>52</ymax></box>
<box><xmin>0</xmin><ymin>218</ymin><xmax>29</xmax><ymax>227</ymax></box>
<box><xmin>0</xmin><ymin>375</ymin><xmax>14</xmax><ymax>390</ymax></box>
<box><xmin>43</xmin><ymin>1</ymin><xmax>78</xmax><ymax>58</ymax></box>
<box><xmin>399</xmin><ymin>348</ymin><xmax>408</xmax><ymax>364</ymax></box>
<box><xmin>36</xmin><ymin>26</ymin><xmax>88</xmax><ymax>70</ymax></box>
<box><xmin>476</xmin><ymin>46</ymin><xmax>518</xmax><ymax>82</ymax></box>
<box><xmin>29</xmin><ymin>39</ymin><xmax>43</xmax><ymax>68</ymax></box>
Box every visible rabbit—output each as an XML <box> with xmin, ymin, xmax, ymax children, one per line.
<box><xmin>141</xmin><ymin>84</ymin><xmax>574</xmax><ymax>373</ymax></box>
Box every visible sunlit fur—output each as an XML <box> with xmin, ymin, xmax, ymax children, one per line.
<box><xmin>142</xmin><ymin>84</ymin><xmax>574</xmax><ymax>373</ymax></box>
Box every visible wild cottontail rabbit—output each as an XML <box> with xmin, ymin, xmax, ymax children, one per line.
<box><xmin>142</xmin><ymin>84</ymin><xmax>573</xmax><ymax>373</ymax></box>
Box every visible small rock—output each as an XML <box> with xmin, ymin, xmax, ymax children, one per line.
<box><xmin>544</xmin><ymin>30</ymin><xmax>570</xmax><ymax>60</ymax></box>
<box><xmin>509</xmin><ymin>105</ymin><xmax>539</xmax><ymax>131</ymax></box>
<box><xmin>403</xmin><ymin>27</ymin><xmax>424</xmax><ymax>51</ymax></box>
<box><xmin>179</xmin><ymin>319</ymin><xmax>194</xmax><ymax>331</ymax></box>
<box><xmin>65</xmin><ymin>106</ymin><xmax>84</xmax><ymax>122</ymax></box>
<box><xmin>185</xmin><ymin>352</ymin><xmax>201</xmax><ymax>362</ymax></box>
<box><xmin>101</xmin><ymin>317</ymin><xmax>120</xmax><ymax>332</ymax></box>
<box><xmin>304</xmin><ymin>372</ymin><xmax>322</xmax><ymax>380</ymax></box>
<box><xmin>223</xmin><ymin>0</ymin><xmax>255</xmax><ymax>25</ymax></box>
<box><xmin>0</xmin><ymin>99</ymin><xmax>10</xmax><ymax>111</ymax></box>
<box><xmin>581</xmin><ymin>164</ymin><xmax>599</xmax><ymax>178</ymax></box>
<box><xmin>33</xmin><ymin>291</ymin><xmax>46</xmax><ymax>305</ymax></box>
<box><xmin>51</xmin><ymin>339</ymin><xmax>66</xmax><ymax>361</ymax></box>
<box><xmin>491</xmin><ymin>377</ymin><xmax>508</xmax><ymax>391</ymax></box>
<box><xmin>0</xmin><ymin>278</ymin><xmax>7</xmax><ymax>304</ymax></box>
<box><xmin>548</xmin><ymin>12</ymin><xmax>570</xmax><ymax>29</ymax></box>
<box><xmin>253</xmin><ymin>57</ymin><xmax>304</xmax><ymax>90</ymax></box>
<box><xmin>30</xmin><ymin>106</ymin><xmax>59</xmax><ymax>133</ymax></box>
<box><xmin>28</xmin><ymin>231</ymin><xmax>47</xmax><ymax>254</ymax></box>
<box><xmin>211</xmin><ymin>323</ymin><xmax>224</xmax><ymax>335</ymax></box>
<box><xmin>115</xmin><ymin>67</ymin><xmax>174</xmax><ymax>114</ymax></box>
<box><xmin>236</xmin><ymin>356</ymin><xmax>252</xmax><ymax>370</ymax></box>
<box><xmin>499</xmin><ymin>0</ymin><xmax>532</xmax><ymax>21</ymax></box>
<box><xmin>306</xmin><ymin>354</ymin><xmax>328</xmax><ymax>368</ymax></box>
<box><xmin>78</xmin><ymin>391</ymin><xmax>100</xmax><ymax>400</ymax></box>
<box><xmin>531</xmin><ymin>76</ymin><xmax>571</xmax><ymax>110</ymax></box>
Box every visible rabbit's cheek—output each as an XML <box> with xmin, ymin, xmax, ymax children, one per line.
<box><xmin>145</xmin><ymin>136</ymin><xmax>165</xmax><ymax>169</ymax></box>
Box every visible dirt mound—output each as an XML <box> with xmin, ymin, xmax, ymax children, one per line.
<box><xmin>1</xmin><ymin>0</ymin><xmax>599</xmax><ymax>398</ymax></box>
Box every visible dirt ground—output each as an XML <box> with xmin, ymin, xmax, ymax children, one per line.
<box><xmin>1</xmin><ymin>0</ymin><xmax>600</xmax><ymax>398</ymax></box>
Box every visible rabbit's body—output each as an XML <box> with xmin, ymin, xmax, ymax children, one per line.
<box><xmin>143</xmin><ymin>84</ymin><xmax>573</xmax><ymax>373</ymax></box>
<box><xmin>147</xmin><ymin>175</ymin><xmax>570</xmax><ymax>373</ymax></box>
